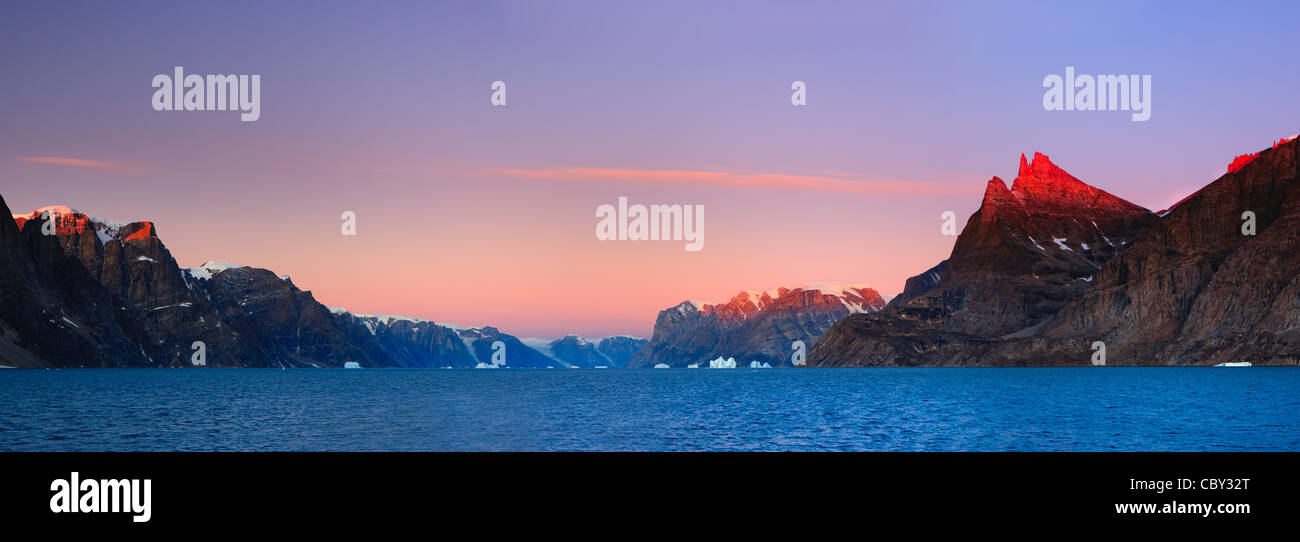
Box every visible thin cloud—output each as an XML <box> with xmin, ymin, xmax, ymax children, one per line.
<box><xmin>18</xmin><ymin>156</ymin><xmax>175</xmax><ymax>175</ymax></box>
<box><xmin>486</xmin><ymin>167</ymin><xmax>979</xmax><ymax>196</ymax></box>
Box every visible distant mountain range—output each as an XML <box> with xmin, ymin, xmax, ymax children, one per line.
<box><xmin>626</xmin><ymin>283</ymin><xmax>886</xmax><ymax>367</ymax></box>
<box><xmin>0</xmin><ymin>204</ymin><xmax>643</xmax><ymax>368</ymax></box>
<box><xmin>3</xmin><ymin>134</ymin><xmax>1296</xmax><ymax>367</ymax></box>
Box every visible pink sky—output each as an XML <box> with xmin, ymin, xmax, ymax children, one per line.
<box><xmin>2</xmin><ymin>2</ymin><xmax>1297</xmax><ymax>338</ymax></box>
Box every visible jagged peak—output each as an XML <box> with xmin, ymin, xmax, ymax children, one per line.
<box><xmin>12</xmin><ymin>205</ymin><xmax>156</xmax><ymax>242</ymax></box>
<box><xmin>1010</xmin><ymin>151</ymin><xmax>1079</xmax><ymax>193</ymax></box>
<box><xmin>1226</xmin><ymin>134</ymin><xmax>1298</xmax><ymax>174</ymax></box>
<box><xmin>981</xmin><ymin>176</ymin><xmax>1014</xmax><ymax>204</ymax></box>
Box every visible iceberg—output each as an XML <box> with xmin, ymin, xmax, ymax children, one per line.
<box><xmin>653</xmin><ymin>363</ymin><xmax>670</xmax><ymax>369</ymax></box>
<box><xmin>708</xmin><ymin>357</ymin><xmax>737</xmax><ymax>369</ymax></box>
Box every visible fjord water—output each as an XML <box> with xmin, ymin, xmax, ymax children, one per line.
<box><xmin>1</xmin><ymin>368</ymin><xmax>1296</xmax><ymax>451</ymax></box>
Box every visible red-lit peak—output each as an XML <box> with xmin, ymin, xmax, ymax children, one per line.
<box><xmin>1227</xmin><ymin>136</ymin><xmax>1298</xmax><ymax>174</ymax></box>
<box><xmin>122</xmin><ymin>222</ymin><xmax>156</xmax><ymax>241</ymax></box>
<box><xmin>1227</xmin><ymin>153</ymin><xmax>1258</xmax><ymax>174</ymax></box>
<box><xmin>1002</xmin><ymin>152</ymin><xmax>1149</xmax><ymax>218</ymax></box>
<box><xmin>11</xmin><ymin>206</ymin><xmax>92</xmax><ymax>235</ymax></box>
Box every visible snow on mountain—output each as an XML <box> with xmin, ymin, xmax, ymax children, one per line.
<box><xmin>182</xmin><ymin>261</ymin><xmax>247</xmax><ymax>281</ymax></box>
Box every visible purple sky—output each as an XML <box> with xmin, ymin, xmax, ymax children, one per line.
<box><xmin>2</xmin><ymin>1</ymin><xmax>1297</xmax><ymax>338</ymax></box>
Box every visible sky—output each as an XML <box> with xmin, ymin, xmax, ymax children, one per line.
<box><xmin>2</xmin><ymin>0</ymin><xmax>1298</xmax><ymax>338</ymax></box>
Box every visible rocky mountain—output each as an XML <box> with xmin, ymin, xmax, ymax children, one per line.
<box><xmin>329</xmin><ymin>310</ymin><xmax>478</xmax><ymax>368</ymax></box>
<box><xmin>455</xmin><ymin>326</ymin><xmax>566</xmax><ymax>368</ymax></box>
<box><xmin>627</xmin><ymin>283</ymin><xmax>886</xmax><ymax>368</ymax></box>
<box><xmin>886</xmin><ymin>259</ymin><xmax>946</xmax><ymax>309</ymax></box>
<box><xmin>0</xmin><ymin>202</ymin><xmax>149</xmax><ymax>367</ymax></box>
<box><xmin>811</xmin><ymin>140</ymin><xmax>1300</xmax><ymax>366</ymax></box>
<box><xmin>592</xmin><ymin>336</ymin><xmax>647</xmax><ymax>368</ymax></box>
<box><xmin>528</xmin><ymin>335</ymin><xmax>649</xmax><ymax>368</ymax></box>
<box><xmin>982</xmin><ymin>135</ymin><xmax>1300</xmax><ymax>365</ymax></box>
<box><xmin>1</xmin><ymin>203</ymin><xmax>399</xmax><ymax>368</ymax></box>
<box><xmin>0</xmin><ymin>196</ymin><xmax>630</xmax><ymax>369</ymax></box>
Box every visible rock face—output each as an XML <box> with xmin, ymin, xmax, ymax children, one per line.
<box><xmin>456</xmin><ymin>326</ymin><xmax>565</xmax><ymax>368</ymax></box>
<box><xmin>593</xmin><ymin>336</ymin><xmax>648</xmax><ymax>368</ymax></box>
<box><xmin>0</xmin><ymin>202</ymin><xmax>148</xmax><ymax>367</ymax></box>
<box><xmin>811</xmin><ymin>140</ymin><xmax>1300</xmax><ymax>366</ymax></box>
<box><xmin>0</xmin><ymin>197</ymin><xmax>598</xmax><ymax>369</ymax></box>
<box><xmin>886</xmin><ymin>260</ymin><xmax>946</xmax><ymax>309</ymax></box>
<box><xmin>330</xmin><ymin>311</ymin><xmax>478</xmax><ymax>368</ymax></box>
<box><xmin>186</xmin><ymin>266</ymin><xmax>390</xmax><ymax>367</ymax></box>
<box><xmin>628</xmin><ymin>283</ymin><xmax>886</xmax><ymax>367</ymax></box>
<box><xmin>544</xmin><ymin>335</ymin><xmax>608</xmax><ymax>368</ymax></box>
<box><xmin>988</xmin><ymin>135</ymin><xmax>1300</xmax><ymax>365</ymax></box>
<box><xmin>810</xmin><ymin>152</ymin><xmax>1156</xmax><ymax>366</ymax></box>
<box><xmin>535</xmin><ymin>335</ymin><xmax>648</xmax><ymax>368</ymax></box>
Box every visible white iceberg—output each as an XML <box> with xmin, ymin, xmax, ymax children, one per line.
<box><xmin>708</xmin><ymin>357</ymin><xmax>738</xmax><ymax>369</ymax></box>
<box><xmin>653</xmin><ymin>363</ymin><xmax>670</xmax><ymax>369</ymax></box>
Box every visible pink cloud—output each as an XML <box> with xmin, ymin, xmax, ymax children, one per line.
<box><xmin>17</xmin><ymin>156</ymin><xmax>175</xmax><ymax>175</ymax></box>
<box><xmin>486</xmin><ymin>167</ymin><xmax>980</xmax><ymax>196</ymax></box>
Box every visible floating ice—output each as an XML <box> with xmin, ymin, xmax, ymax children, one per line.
<box><xmin>708</xmin><ymin>357</ymin><xmax>738</xmax><ymax>369</ymax></box>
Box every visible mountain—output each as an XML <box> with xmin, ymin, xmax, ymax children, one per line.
<box><xmin>329</xmin><ymin>310</ymin><xmax>478</xmax><ymax>368</ymax></box>
<box><xmin>527</xmin><ymin>335</ymin><xmax>649</xmax><ymax>368</ymax></box>
<box><xmin>886</xmin><ymin>260</ymin><xmax>946</xmax><ymax>309</ymax></box>
<box><xmin>3</xmin><ymin>203</ymin><xmax>402</xmax><ymax>367</ymax></box>
<box><xmin>0</xmin><ymin>197</ymin><xmax>622</xmax><ymax>369</ymax></box>
<box><xmin>455</xmin><ymin>326</ymin><xmax>566</xmax><ymax>368</ymax></box>
<box><xmin>0</xmin><ymin>202</ymin><xmax>149</xmax><ymax>367</ymax></box>
<box><xmin>592</xmin><ymin>336</ymin><xmax>647</xmax><ymax>367</ymax></box>
<box><xmin>810</xmin><ymin>151</ymin><xmax>1157</xmax><ymax>366</ymax></box>
<box><xmin>627</xmin><ymin>283</ymin><xmax>886</xmax><ymax>368</ymax></box>
<box><xmin>981</xmin><ymin>135</ymin><xmax>1300</xmax><ymax>365</ymax></box>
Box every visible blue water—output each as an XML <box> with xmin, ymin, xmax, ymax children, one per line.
<box><xmin>0</xmin><ymin>368</ymin><xmax>1296</xmax><ymax>451</ymax></box>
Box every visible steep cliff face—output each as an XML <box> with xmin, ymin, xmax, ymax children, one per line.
<box><xmin>628</xmin><ymin>284</ymin><xmax>886</xmax><ymax>367</ymax></box>
<box><xmin>184</xmin><ymin>266</ymin><xmax>391</xmax><ymax>367</ymax></box>
<box><xmin>3</xmin><ymin>203</ymin><xmax>405</xmax><ymax>368</ymax></box>
<box><xmin>989</xmin><ymin>135</ymin><xmax>1300</xmax><ymax>365</ymax></box>
<box><xmin>935</xmin><ymin>153</ymin><xmax>1156</xmax><ymax>338</ymax></box>
<box><xmin>0</xmin><ymin>200</ymin><xmax>148</xmax><ymax>367</ymax></box>
<box><xmin>810</xmin><ymin>152</ymin><xmax>1156</xmax><ymax>366</ymax></box>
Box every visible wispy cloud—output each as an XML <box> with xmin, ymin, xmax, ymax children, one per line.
<box><xmin>17</xmin><ymin>156</ymin><xmax>175</xmax><ymax>175</ymax></box>
<box><xmin>486</xmin><ymin>167</ymin><xmax>979</xmax><ymax>196</ymax></box>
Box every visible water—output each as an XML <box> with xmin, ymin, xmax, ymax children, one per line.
<box><xmin>1</xmin><ymin>368</ymin><xmax>1296</xmax><ymax>451</ymax></box>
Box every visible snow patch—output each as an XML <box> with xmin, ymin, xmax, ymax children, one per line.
<box><xmin>520</xmin><ymin>337</ymin><xmax>561</xmax><ymax>364</ymax></box>
<box><xmin>1051</xmin><ymin>237</ymin><xmax>1073</xmax><ymax>251</ymax></box>
<box><xmin>183</xmin><ymin>261</ymin><xmax>246</xmax><ymax>281</ymax></box>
